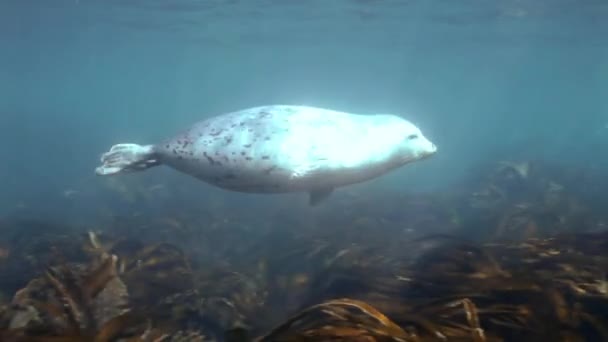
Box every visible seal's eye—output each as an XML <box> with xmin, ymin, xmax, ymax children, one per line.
<box><xmin>407</xmin><ymin>134</ymin><xmax>419</xmax><ymax>140</ymax></box>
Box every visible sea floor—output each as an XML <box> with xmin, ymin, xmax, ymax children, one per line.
<box><xmin>0</xmin><ymin>160</ymin><xmax>607</xmax><ymax>341</ymax></box>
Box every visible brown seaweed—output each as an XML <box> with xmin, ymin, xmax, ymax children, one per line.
<box><xmin>1</xmin><ymin>160</ymin><xmax>608</xmax><ymax>341</ymax></box>
<box><xmin>0</xmin><ymin>252</ymin><xmax>141</xmax><ymax>341</ymax></box>
<box><xmin>256</xmin><ymin>298</ymin><xmax>412</xmax><ymax>342</ymax></box>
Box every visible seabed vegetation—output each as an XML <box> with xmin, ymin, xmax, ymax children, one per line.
<box><xmin>0</xmin><ymin>160</ymin><xmax>607</xmax><ymax>341</ymax></box>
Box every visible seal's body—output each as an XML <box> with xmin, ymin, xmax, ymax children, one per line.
<box><xmin>95</xmin><ymin>105</ymin><xmax>437</xmax><ymax>205</ymax></box>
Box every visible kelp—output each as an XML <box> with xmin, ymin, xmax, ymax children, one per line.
<box><xmin>0</xmin><ymin>252</ymin><xmax>139</xmax><ymax>341</ymax></box>
<box><xmin>0</xmin><ymin>160</ymin><xmax>607</xmax><ymax>341</ymax></box>
<box><xmin>256</xmin><ymin>298</ymin><xmax>413</xmax><ymax>342</ymax></box>
<box><xmin>1</xmin><ymin>230</ymin><xmax>607</xmax><ymax>341</ymax></box>
<box><xmin>0</xmin><ymin>232</ymin><xmax>211</xmax><ymax>341</ymax></box>
<box><xmin>0</xmin><ymin>219</ymin><xmax>88</xmax><ymax>296</ymax></box>
<box><xmin>255</xmin><ymin>232</ymin><xmax>608</xmax><ymax>341</ymax></box>
<box><xmin>460</xmin><ymin>160</ymin><xmax>600</xmax><ymax>242</ymax></box>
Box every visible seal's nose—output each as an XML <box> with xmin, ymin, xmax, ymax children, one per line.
<box><xmin>423</xmin><ymin>139</ymin><xmax>437</xmax><ymax>154</ymax></box>
<box><xmin>418</xmin><ymin>140</ymin><xmax>437</xmax><ymax>159</ymax></box>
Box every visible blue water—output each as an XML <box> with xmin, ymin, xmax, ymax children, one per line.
<box><xmin>1</xmin><ymin>0</ymin><xmax>607</xmax><ymax>220</ymax></box>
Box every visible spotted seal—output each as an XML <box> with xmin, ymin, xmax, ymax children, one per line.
<box><xmin>95</xmin><ymin>105</ymin><xmax>437</xmax><ymax>205</ymax></box>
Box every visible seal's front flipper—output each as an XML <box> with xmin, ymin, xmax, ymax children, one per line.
<box><xmin>95</xmin><ymin>143</ymin><xmax>160</xmax><ymax>176</ymax></box>
<box><xmin>309</xmin><ymin>188</ymin><xmax>334</xmax><ymax>206</ymax></box>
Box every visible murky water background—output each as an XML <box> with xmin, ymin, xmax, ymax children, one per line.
<box><xmin>1</xmin><ymin>1</ymin><xmax>608</xmax><ymax>341</ymax></box>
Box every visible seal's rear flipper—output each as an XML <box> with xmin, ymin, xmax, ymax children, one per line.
<box><xmin>95</xmin><ymin>143</ymin><xmax>160</xmax><ymax>176</ymax></box>
<box><xmin>309</xmin><ymin>188</ymin><xmax>334</xmax><ymax>206</ymax></box>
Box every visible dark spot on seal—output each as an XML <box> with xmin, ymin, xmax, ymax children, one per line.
<box><xmin>224</xmin><ymin>136</ymin><xmax>233</xmax><ymax>144</ymax></box>
<box><xmin>231</xmin><ymin>152</ymin><xmax>236</xmax><ymax>155</ymax></box>
<box><xmin>263</xmin><ymin>165</ymin><xmax>277</xmax><ymax>174</ymax></box>
<box><xmin>239</xmin><ymin>122</ymin><xmax>245</xmax><ymax>126</ymax></box>
<box><xmin>243</xmin><ymin>144</ymin><xmax>252</xmax><ymax>148</ymax></box>
<box><xmin>223</xmin><ymin>173</ymin><xmax>237</xmax><ymax>180</ymax></box>
<box><xmin>203</xmin><ymin>151</ymin><xmax>222</xmax><ymax>166</ymax></box>
<box><xmin>240</xmin><ymin>151</ymin><xmax>246</xmax><ymax>156</ymax></box>
<box><xmin>245</xmin><ymin>157</ymin><xmax>252</xmax><ymax>161</ymax></box>
<box><xmin>264</xmin><ymin>136</ymin><xmax>271</xmax><ymax>141</ymax></box>
<box><xmin>165</xmin><ymin>144</ymin><xmax>170</xmax><ymax>148</ymax></box>
<box><xmin>258</xmin><ymin>111</ymin><xmax>271</xmax><ymax>118</ymax></box>
<box><xmin>261</xmin><ymin>155</ymin><xmax>270</xmax><ymax>160</ymax></box>
<box><xmin>209</xmin><ymin>129</ymin><xmax>223</xmax><ymax>137</ymax></box>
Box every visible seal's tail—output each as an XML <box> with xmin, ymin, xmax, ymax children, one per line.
<box><xmin>95</xmin><ymin>143</ymin><xmax>160</xmax><ymax>176</ymax></box>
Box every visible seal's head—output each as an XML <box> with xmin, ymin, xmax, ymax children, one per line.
<box><xmin>399</xmin><ymin>120</ymin><xmax>437</xmax><ymax>160</ymax></box>
<box><xmin>377</xmin><ymin>116</ymin><xmax>437</xmax><ymax>165</ymax></box>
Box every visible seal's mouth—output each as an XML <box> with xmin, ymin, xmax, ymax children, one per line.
<box><xmin>420</xmin><ymin>142</ymin><xmax>437</xmax><ymax>159</ymax></box>
<box><xmin>400</xmin><ymin>146</ymin><xmax>437</xmax><ymax>164</ymax></box>
<box><xmin>419</xmin><ymin>151</ymin><xmax>436</xmax><ymax>160</ymax></box>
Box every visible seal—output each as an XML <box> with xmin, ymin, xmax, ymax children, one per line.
<box><xmin>95</xmin><ymin>105</ymin><xmax>437</xmax><ymax>205</ymax></box>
